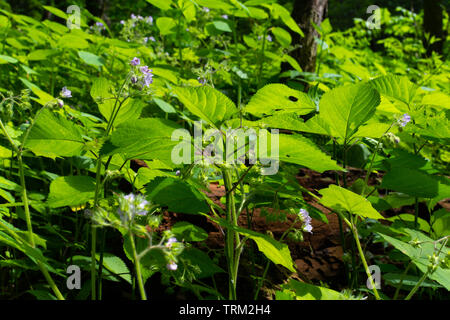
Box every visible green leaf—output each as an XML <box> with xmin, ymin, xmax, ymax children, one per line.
<box><xmin>47</xmin><ymin>176</ymin><xmax>96</xmax><ymax>208</ymax></box>
<box><xmin>78</xmin><ymin>51</ymin><xmax>105</xmax><ymax>68</ymax></box>
<box><xmin>381</xmin><ymin>168</ymin><xmax>440</xmax><ymax>198</ymax></box>
<box><xmin>431</xmin><ymin>209</ymin><xmax>450</xmax><ymax>239</ymax></box>
<box><xmin>146</xmin><ymin>177</ymin><xmax>209</xmax><ymax>214</ymax></box>
<box><xmin>272</xmin><ymin>3</ymin><xmax>304</xmax><ymax>36</ymax></box>
<box><xmin>0</xmin><ymin>54</ymin><xmax>18</xmax><ymax>64</ymax></box>
<box><xmin>146</xmin><ymin>0</ymin><xmax>173</xmax><ymax>10</ymax></box>
<box><xmin>210</xmin><ymin>216</ymin><xmax>295</xmax><ymax>272</ymax></box>
<box><xmin>378</xmin><ymin>229</ymin><xmax>450</xmax><ymax>290</ymax></box>
<box><xmin>0</xmin><ymin>176</ymin><xmax>21</xmax><ymax>191</ymax></box>
<box><xmin>172</xmin><ymin>221</ymin><xmax>208</xmax><ymax>241</ymax></box>
<box><xmin>212</xmin><ymin>20</ymin><xmax>232</xmax><ymax>32</ymax></box>
<box><xmin>271</xmin><ymin>27</ymin><xmax>291</xmax><ymax>46</ymax></box>
<box><xmin>245</xmin><ymin>84</ymin><xmax>316</xmax><ymax>117</ymax></box>
<box><xmin>180</xmin><ymin>248</ymin><xmax>225</xmax><ymax>279</ymax></box>
<box><xmin>156</xmin><ymin>17</ymin><xmax>176</xmax><ymax>35</ymax></box>
<box><xmin>319</xmin><ymin>184</ymin><xmax>384</xmax><ymax>220</ymax></box>
<box><xmin>278</xmin><ymin>134</ymin><xmax>343</xmax><ymax>173</ymax></box>
<box><xmin>91</xmin><ymin>78</ymin><xmax>143</xmax><ymax>125</ymax></box>
<box><xmin>101</xmin><ymin>118</ymin><xmax>188</xmax><ymax>162</ymax></box>
<box><xmin>173</xmin><ymin>86</ymin><xmax>237</xmax><ymax>128</ymax></box>
<box><xmin>27</xmin><ymin>49</ymin><xmax>59</xmax><ymax>61</ymax></box>
<box><xmin>97</xmin><ymin>253</ymin><xmax>131</xmax><ymax>284</ymax></box>
<box><xmin>24</xmin><ymin>109</ymin><xmax>85</xmax><ymax>158</ymax></box>
<box><xmin>369</xmin><ymin>75</ymin><xmax>418</xmax><ymax>106</ymax></box>
<box><xmin>319</xmin><ymin>83</ymin><xmax>380</xmax><ymax>141</ymax></box>
<box><xmin>421</xmin><ymin>92</ymin><xmax>450</xmax><ymax>109</ymax></box>
<box><xmin>283</xmin><ymin>279</ymin><xmax>347</xmax><ymax>300</ymax></box>
<box><xmin>153</xmin><ymin>98</ymin><xmax>176</xmax><ymax>113</ymax></box>
<box><xmin>42</xmin><ymin>5</ymin><xmax>68</xmax><ymax>19</ymax></box>
<box><xmin>57</xmin><ymin>34</ymin><xmax>89</xmax><ymax>49</ymax></box>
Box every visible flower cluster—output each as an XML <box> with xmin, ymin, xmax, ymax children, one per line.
<box><xmin>398</xmin><ymin>113</ymin><xmax>411</xmax><ymax>127</ymax></box>
<box><xmin>299</xmin><ymin>208</ymin><xmax>313</xmax><ymax>233</ymax></box>
<box><xmin>163</xmin><ymin>235</ymin><xmax>184</xmax><ymax>271</ymax></box>
<box><xmin>117</xmin><ymin>193</ymin><xmax>150</xmax><ymax>224</ymax></box>
<box><xmin>130</xmin><ymin>57</ymin><xmax>154</xmax><ymax>88</ymax></box>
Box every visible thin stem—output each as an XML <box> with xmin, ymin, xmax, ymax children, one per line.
<box><xmin>222</xmin><ymin>168</ymin><xmax>239</xmax><ymax>300</ymax></box>
<box><xmin>351</xmin><ymin>223</ymin><xmax>381</xmax><ymax>300</ymax></box>
<box><xmin>404</xmin><ymin>271</ymin><xmax>428</xmax><ymax>300</ymax></box>
<box><xmin>129</xmin><ymin>232</ymin><xmax>147</xmax><ymax>300</ymax></box>
<box><xmin>393</xmin><ymin>261</ymin><xmax>412</xmax><ymax>300</ymax></box>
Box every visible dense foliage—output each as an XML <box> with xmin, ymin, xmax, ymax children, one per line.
<box><xmin>0</xmin><ymin>0</ymin><xmax>449</xmax><ymax>301</ymax></box>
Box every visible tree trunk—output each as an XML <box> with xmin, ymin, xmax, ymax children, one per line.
<box><xmin>423</xmin><ymin>0</ymin><xmax>444</xmax><ymax>55</ymax></box>
<box><xmin>291</xmin><ymin>0</ymin><xmax>328</xmax><ymax>73</ymax></box>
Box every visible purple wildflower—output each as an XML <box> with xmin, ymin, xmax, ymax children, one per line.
<box><xmin>95</xmin><ymin>22</ymin><xmax>104</xmax><ymax>28</ymax></box>
<box><xmin>266</xmin><ymin>35</ymin><xmax>273</xmax><ymax>42</ymax></box>
<box><xmin>131</xmin><ymin>14</ymin><xmax>137</xmax><ymax>19</ymax></box>
<box><xmin>131</xmin><ymin>76</ymin><xmax>138</xmax><ymax>84</ymax></box>
<box><xmin>143</xmin><ymin>37</ymin><xmax>148</xmax><ymax>43</ymax></box>
<box><xmin>398</xmin><ymin>113</ymin><xmax>411</xmax><ymax>127</ymax></box>
<box><xmin>198</xmin><ymin>77</ymin><xmax>206</xmax><ymax>85</ymax></box>
<box><xmin>149</xmin><ymin>36</ymin><xmax>156</xmax><ymax>42</ymax></box>
<box><xmin>60</xmin><ymin>87</ymin><xmax>72</xmax><ymax>98</ymax></box>
<box><xmin>120</xmin><ymin>20</ymin><xmax>125</xmax><ymax>25</ymax></box>
<box><xmin>165</xmin><ymin>237</ymin><xmax>178</xmax><ymax>249</ymax></box>
<box><xmin>202</xmin><ymin>7</ymin><xmax>210</xmax><ymax>12</ymax></box>
<box><xmin>146</xmin><ymin>16</ymin><xmax>153</xmax><ymax>24</ymax></box>
<box><xmin>130</xmin><ymin>57</ymin><xmax>140</xmax><ymax>66</ymax></box>
<box><xmin>143</xmin><ymin>73</ymin><xmax>153</xmax><ymax>87</ymax></box>
<box><xmin>299</xmin><ymin>209</ymin><xmax>313</xmax><ymax>233</ymax></box>
<box><xmin>57</xmin><ymin>99</ymin><xmax>64</xmax><ymax>107</ymax></box>
<box><xmin>222</xmin><ymin>14</ymin><xmax>228</xmax><ymax>19</ymax></box>
<box><xmin>140</xmin><ymin>65</ymin><xmax>151</xmax><ymax>74</ymax></box>
<box><xmin>167</xmin><ymin>261</ymin><xmax>178</xmax><ymax>271</ymax></box>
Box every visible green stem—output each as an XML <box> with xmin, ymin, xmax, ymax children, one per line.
<box><xmin>351</xmin><ymin>223</ymin><xmax>381</xmax><ymax>300</ymax></box>
<box><xmin>0</xmin><ymin>117</ymin><xmax>64</xmax><ymax>300</ymax></box>
<box><xmin>404</xmin><ymin>271</ymin><xmax>428</xmax><ymax>300</ymax></box>
<box><xmin>393</xmin><ymin>262</ymin><xmax>412</xmax><ymax>300</ymax></box>
<box><xmin>222</xmin><ymin>168</ymin><xmax>239</xmax><ymax>300</ymax></box>
<box><xmin>129</xmin><ymin>232</ymin><xmax>147</xmax><ymax>300</ymax></box>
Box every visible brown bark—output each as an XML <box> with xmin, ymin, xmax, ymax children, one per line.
<box><xmin>423</xmin><ymin>0</ymin><xmax>444</xmax><ymax>55</ymax></box>
<box><xmin>291</xmin><ymin>0</ymin><xmax>328</xmax><ymax>73</ymax></box>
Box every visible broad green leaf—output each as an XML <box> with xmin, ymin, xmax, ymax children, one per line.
<box><xmin>24</xmin><ymin>109</ymin><xmax>85</xmax><ymax>158</ymax></box>
<box><xmin>271</xmin><ymin>27</ymin><xmax>292</xmax><ymax>47</ymax></box>
<box><xmin>42</xmin><ymin>5</ymin><xmax>68</xmax><ymax>19</ymax></box>
<box><xmin>0</xmin><ymin>54</ymin><xmax>18</xmax><ymax>64</ymax></box>
<box><xmin>378</xmin><ymin>229</ymin><xmax>450</xmax><ymax>290</ymax></box>
<box><xmin>0</xmin><ymin>189</ymin><xmax>14</xmax><ymax>203</ymax></box>
<box><xmin>97</xmin><ymin>253</ymin><xmax>131</xmax><ymax>284</ymax></box>
<box><xmin>156</xmin><ymin>17</ymin><xmax>176</xmax><ymax>35</ymax></box>
<box><xmin>146</xmin><ymin>0</ymin><xmax>173</xmax><ymax>10</ymax></box>
<box><xmin>381</xmin><ymin>167</ymin><xmax>441</xmax><ymax>198</ymax></box>
<box><xmin>245</xmin><ymin>84</ymin><xmax>316</xmax><ymax>117</ymax></box>
<box><xmin>212</xmin><ymin>20</ymin><xmax>232</xmax><ymax>32</ymax></box>
<box><xmin>47</xmin><ymin>176</ymin><xmax>96</xmax><ymax>208</ymax></box>
<box><xmin>319</xmin><ymin>184</ymin><xmax>384</xmax><ymax>220</ymax></box>
<box><xmin>210</xmin><ymin>216</ymin><xmax>295</xmax><ymax>272</ymax></box>
<box><xmin>57</xmin><ymin>34</ymin><xmax>89</xmax><ymax>49</ymax></box>
<box><xmin>172</xmin><ymin>221</ymin><xmax>208</xmax><ymax>241</ymax></box>
<box><xmin>101</xmin><ymin>118</ymin><xmax>189</xmax><ymax>161</ymax></box>
<box><xmin>173</xmin><ymin>86</ymin><xmax>237</xmax><ymax>128</ymax></box>
<box><xmin>27</xmin><ymin>49</ymin><xmax>59</xmax><ymax>61</ymax></box>
<box><xmin>180</xmin><ymin>248</ymin><xmax>225</xmax><ymax>278</ymax></box>
<box><xmin>431</xmin><ymin>209</ymin><xmax>450</xmax><ymax>239</ymax></box>
<box><xmin>78</xmin><ymin>51</ymin><xmax>105</xmax><ymax>68</ymax></box>
<box><xmin>384</xmin><ymin>273</ymin><xmax>442</xmax><ymax>289</ymax></box>
<box><xmin>369</xmin><ymin>75</ymin><xmax>418</xmax><ymax>106</ymax></box>
<box><xmin>421</xmin><ymin>92</ymin><xmax>450</xmax><ymax>109</ymax></box>
<box><xmin>91</xmin><ymin>78</ymin><xmax>144</xmax><ymax>125</ymax></box>
<box><xmin>153</xmin><ymin>98</ymin><xmax>176</xmax><ymax>113</ymax></box>
<box><xmin>146</xmin><ymin>177</ymin><xmax>209</xmax><ymax>214</ymax></box>
<box><xmin>278</xmin><ymin>134</ymin><xmax>343</xmax><ymax>173</ymax></box>
<box><xmin>0</xmin><ymin>145</ymin><xmax>12</xmax><ymax>158</ymax></box>
<box><xmin>195</xmin><ymin>0</ymin><xmax>234</xmax><ymax>10</ymax></box>
<box><xmin>353</xmin><ymin>122</ymin><xmax>391</xmax><ymax>138</ymax></box>
<box><xmin>282</xmin><ymin>279</ymin><xmax>347</xmax><ymax>300</ymax></box>
<box><xmin>319</xmin><ymin>83</ymin><xmax>380</xmax><ymax>141</ymax></box>
<box><xmin>272</xmin><ymin>3</ymin><xmax>304</xmax><ymax>36</ymax></box>
<box><xmin>0</xmin><ymin>176</ymin><xmax>21</xmax><ymax>191</ymax></box>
